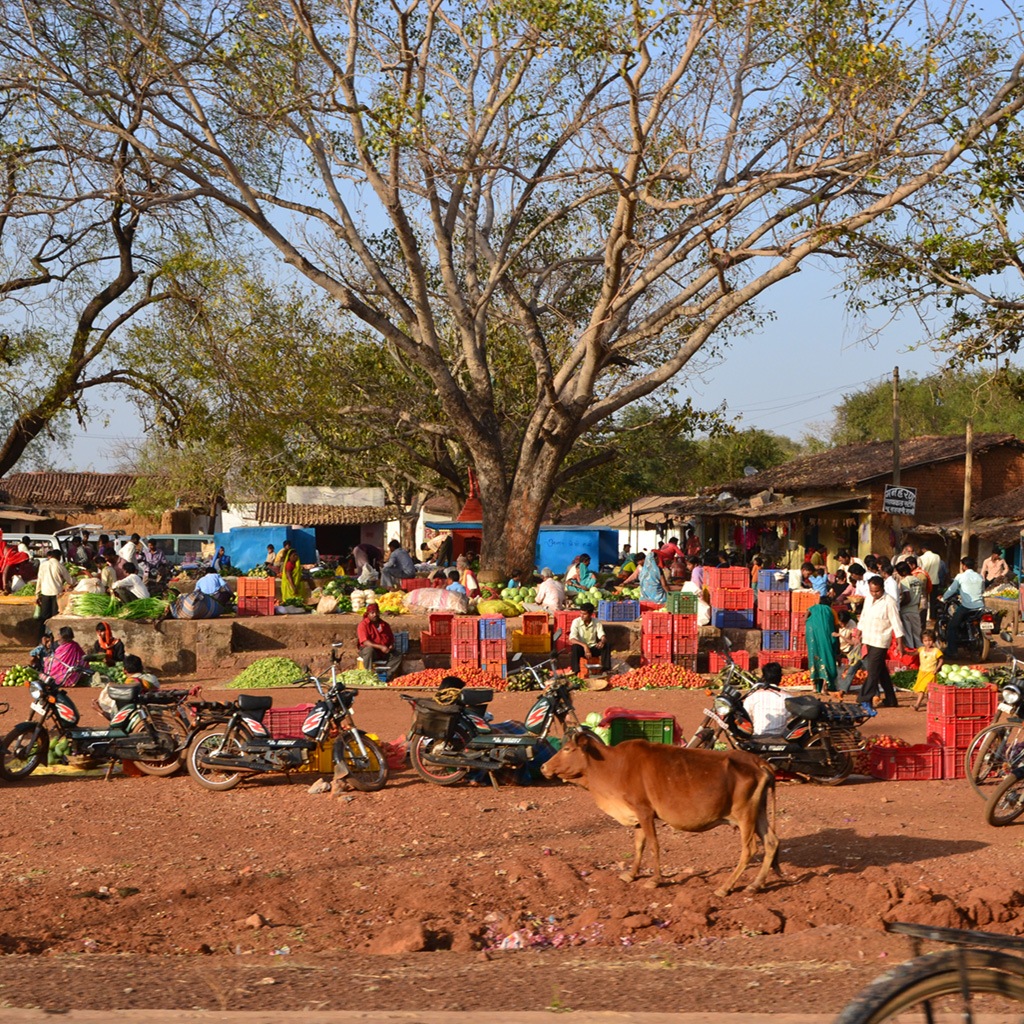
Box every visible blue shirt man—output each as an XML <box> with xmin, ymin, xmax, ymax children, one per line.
<box><xmin>941</xmin><ymin>557</ymin><xmax>985</xmax><ymax>659</ymax></box>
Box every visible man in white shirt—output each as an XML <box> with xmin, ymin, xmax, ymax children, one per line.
<box><xmin>111</xmin><ymin>562</ymin><xmax>150</xmax><ymax>603</ymax></box>
<box><xmin>535</xmin><ymin>567</ymin><xmax>566</xmax><ymax>613</ymax></box>
<box><xmin>858</xmin><ymin>576</ymin><xmax>904</xmax><ymax>709</ymax></box>
<box><xmin>35</xmin><ymin>549</ymin><xmax>73</xmax><ymax>638</ymax></box>
<box><xmin>942</xmin><ymin>556</ymin><xmax>986</xmax><ymax>660</ymax></box>
<box><xmin>119</xmin><ymin>533</ymin><xmax>141</xmax><ymax>565</ymax></box>
<box><xmin>743</xmin><ymin>663</ymin><xmax>789</xmax><ymax>735</ymax></box>
<box><xmin>568</xmin><ymin>603</ymin><xmax>610</xmax><ymax>674</ymax></box>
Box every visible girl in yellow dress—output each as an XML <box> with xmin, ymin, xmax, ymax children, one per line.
<box><xmin>913</xmin><ymin>629</ymin><xmax>943</xmax><ymax>711</ymax></box>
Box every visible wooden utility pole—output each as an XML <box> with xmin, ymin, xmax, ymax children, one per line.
<box><xmin>962</xmin><ymin>420</ymin><xmax>973</xmax><ymax>559</ymax></box>
<box><xmin>892</xmin><ymin>367</ymin><xmax>902</xmax><ymax>553</ymax></box>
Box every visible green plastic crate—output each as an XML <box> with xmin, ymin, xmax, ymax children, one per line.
<box><xmin>608</xmin><ymin>716</ymin><xmax>676</xmax><ymax>746</ymax></box>
<box><xmin>666</xmin><ymin>592</ymin><xmax>698</xmax><ymax>614</ymax></box>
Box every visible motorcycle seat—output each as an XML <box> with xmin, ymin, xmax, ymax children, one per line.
<box><xmin>784</xmin><ymin>695</ymin><xmax>822</xmax><ymax>721</ymax></box>
<box><xmin>138</xmin><ymin>689</ymin><xmax>184</xmax><ymax>705</ymax></box>
<box><xmin>239</xmin><ymin>694</ymin><xmax>274</xmax><ymax>713</ymax></box>
<box><xmin>459</xmin><ymin>687</ymin><xmax>493</xmax><ymax>707</ymax></box>
<box><xmin>105</xmin><ymin>683</ymin><xmax>141</xmax><ymax>705</ymax></box>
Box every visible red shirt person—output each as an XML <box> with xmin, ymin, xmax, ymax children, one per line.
<box><xmin>657</xmin><ymin>537</ymin><xmax>683</xmax><ymax>569</ymax></box>
<box><xmin>356</xmin><ymin>603</ymin><xmax>403</xmax><ymax>679</ymax></box>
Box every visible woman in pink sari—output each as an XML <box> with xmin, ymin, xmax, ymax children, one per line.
<box><xmin>45</xmin><ymin>626</ymin><xmax>87</xmax><ymax>687</ymax></box>
<box><xmin>0</xmin><ymin>530</ymin><xmax>33</xmax><ymax>594</ymax></box>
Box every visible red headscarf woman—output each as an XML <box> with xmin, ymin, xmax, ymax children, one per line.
<box><xmin>0</xmin><ymin>530</ymin><xmax>32</xmax><ymax>594</ymax></box>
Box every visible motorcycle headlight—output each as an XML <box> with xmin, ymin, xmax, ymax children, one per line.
<box><xmin>714</xmin><ymin>696</ymin><xmax>732</xmax><ymax>715</ymax></box>
<box><xmin>29</xmin><ymin>681</ymin><xmax>43</xmax><ymax>700</ymax></box>
<box><xmin>1002</xmin><ymin>686</ymin><xmax>1021</xmax><ymax>706</ymax></box>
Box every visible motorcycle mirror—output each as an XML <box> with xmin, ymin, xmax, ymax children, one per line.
<box><xmin>722</xmin><ymin>636</ymin><xmax>733</xmax><ymax>650</ymax></box>
<box><xmin>1002</xmin><ymin>630</ymin><xmax>1014</xmax><ymax>644</ymax></box>
<box><xmin>551</xmin><ymin>627</ymin><xmax>563</xmax><ymax>643</ymax></box>
<box><xmin>511</xmin><ymin>652</ymin><xmax>524</xmax><ymax>664</ymax></box>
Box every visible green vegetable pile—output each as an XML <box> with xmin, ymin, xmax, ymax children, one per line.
<box><xmin>246</xmin><ymin>566</ymin><xmax>271</xmax><ymax>578</ymax></box>
<box><xmin>88</xmin><ymin>659</ymin><xmax>127</xmax><ymax>684</ymax></box>
<box><xmin>937</xmin><ymin>664</ymin><xmax>990</xmax><ymax>688</ymax></box>
<box><xmin>2</xmin><ymin>664</ymin><xmax>37</xmax><ymax>686</ymax></box>
<box><xmin>335</xmin><ymin>668</ymin><xmax>386</xmax><ymax>687</ymax></box>
<box><xmin>890</xmin><ymin>669</ymin><xmax>918</xmax><ymax>690</ymax></box>
<box><xmin>48</xmin><ymin>736</ymin><xmax>72</xmax><ymax>765</ymax></box>
<box><xmin>69</xmin><ymin>594</ymin><xmax>168</xmax><ymax>621</ymax></box>
<box><xmin>119</xmin><ymin>598</ymin><xmax>170</xmax><ymax>621</ymax></box>
<box><xmin>282</xmin><ymin>597</ymin><xmax>308</xmax><ymax>609</ymax></box>
<box><xmin>16</xmin><ymin>581</ymin><xmax>37</xmax><ymax>596</ymax></box>
<box><xmin>227</xmin><ymin>656</ymin><xmax>307</xmax><ymax>689</ymax></box>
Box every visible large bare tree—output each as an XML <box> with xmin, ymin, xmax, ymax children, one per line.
<box><xmin>5</xmin><ymin>0</ymin><xmax>1021</xmax><ymax>572</ymax></box>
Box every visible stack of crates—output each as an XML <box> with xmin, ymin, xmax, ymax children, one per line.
<box><xmin>789</xmin><ymin>589</ymin><xmax>819</xmax><ymax>662</ymax></box>
<box><xmin>419</xmin><ymin>613</ymin><xmax>454</xmax><ymax>655</ymax></box>
<box><xmin>554</xmin><ymin>609</ymin><xmax>582</xmax><ymax>652</ymax></box>
<box><xmin>706</xmin><ymin>566</ymin><xmax>754</xmax><ymax>629</ymax></box>
<box><xmin>237</xmin><ymin>576</ymin><xmax>276</xmax><ymax>616</ymax></box>
<box><xmin>707</xmin><ymin>649</ymin><xmax>751</xmax><ymax>673</ymax></box>
<box><xmin>666</xmin><ymin>591</ymin><xmax>698</xmax><ymax>615</ymax></box>
<box><xmin>511</xmin><ymin>612</ymin><xmax>551</xmax><ymax>654</ymax></box>
<box><xmin>640</xmin><ymin>610</ymin><xmax>698</xmax><ymax>669</ymax></box>
<box><xmin>478</xmin><ymin>616</ymin><xmax>508</xmax><ymax>678</ymax></box>
<box><xmin>926</xmin><ymin>683</ymin><xmax>998</xmax><ymax>779</ymax></box>
<box><xmin>451</xmin><ymin>616</ymin><xmax>480</xmax><ymax>670</ymax></box>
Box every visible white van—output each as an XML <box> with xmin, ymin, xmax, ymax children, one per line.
<box><xmin>145</xmin><ymin>534</ymin><xmax>214</xmax><ymax>565</ymax></box>
<box><xmin>15</xmin><ymin>532</ymin><xmax>61</xmax><ymax>557</ymax></box>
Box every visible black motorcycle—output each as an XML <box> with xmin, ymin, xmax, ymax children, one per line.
<box><xmin>965</xmin><ymin>648</ymin><xmax>1024</xmax><ymax>797</ymax></box>
<box><xmin>935</xmin><ymin>598</ymin><xmax>995</xmax><ymax>663</ymax></box>
<box><xmin>186</xmin><ymin>644</ymin><xmax>388</xmax><ymax>792</ymax></box>
<box><xmin>686</xmin><ymin>684</ymin><xmax>869</xmax><ymax>785</ymax></box>
<box><xmin>401</xmin><ymin>677</ymin><xmax>596</xmax><ymax>787</ymax></box>
<box><xmin>0</xmin><ymin>676</ymin><xmax>195</xmax><ymax>780</ymax></box>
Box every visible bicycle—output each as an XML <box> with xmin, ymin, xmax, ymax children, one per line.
<box><xmin>964</xmin><ymin>645</ymin><xmax>1024</xmax><ymax>798</ymax></box>
<box><xmin>834</xmin><ymin>921</ymin><xmax>1024</xmax><ymax>1023</ymax></box>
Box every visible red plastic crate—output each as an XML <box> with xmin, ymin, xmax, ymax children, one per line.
<box><xmin>521</xmin><ymin>612</ymin><xmax>550</xmax><ymax>636</ymax></box>
<box><xmin>237</xmin><ymin>577</ymin><xmax>276</xmax><ymax>599</ymax></box>
<box><xmin>790</xmin><ymin>610</ymin><xmax>811</xmax><ymax>631</ymax></box>
<box><xmin>428</xmin><ymin>613</ymin><xmax>454</xmax><ymax>636</ymax></box>
<box><xmin>641</xmin><ymin>633</ymin><xmax>673</xmax><ymax>657</ymax></box>
<box><xmin>675</xmin><ymin>653</ymin><xmax>698</xmax><ymax>672</ymax></box>
<box><xmin>554</xmin><ymin>610</ymin><xmax>582</xmax><ymax>651</ymax></box>
<box><xmin>419</xmin><ymin>631</ymin><xmax>452</xmax><ymax>654</ymax></box>
<box><xmin>758</xmin><ymin>591</ymin><xmax>789</xmax><ymax>612</ymax></box>
<box><xmin>926</xmin><ymin>685</ymin><xmax>997</xmax><ymax>720</ymax></box>
<box><xmin>927</xmin><ymin>717</ymin><xmax>990</xmax><ymax>750</ymax></box>
<box><xmin>265</xmin><ymin>703</ymin><xmax>315</xmax><ymax>738</ymax></box>
<box><xmin>641</xmin><ymin>611</ymin><xmax>673</xmax><ymax>636</ymax></box>
<box><xmin>941</xmin><ymin>746</ymin><xmax>966</xmax><ymax>780</ymax></box>
<box><xmin>708</xmin><ymin>650</ymin><xmax>751</xmax><ymax>673</ymax></box>
<box><xmin>864</xmin><ymin>744</ymin><xmax>943</xmax><ymax>781</ymax></box>
<box><xmin>638</xmin><ymin>600</ymin><xmax>665</xmax><ymax>613</ymax></box>
<box><xmin>236</xmin><ymin>595</ymin><xmax>276</xmax><ymax>617</ymax></box>
<box><xmin>790</xmin><ymin>590</ymin><xmax>820</xmax><ymax>613</ymax></box>
<box><xmin>480</xmin><ymin>662</ymin><xmax>508</xmax><ymax>678</ymax></box>
<box><xmin>451</xmin><ymin>639</ymin><xmax>480</xmax><ymax>663</ymax></box>
<box><xmin>452</xmin><ymin>617</ymin><xmax>479</xmax><ymax>641</ymax></box>
<box><xmin>674</xmin><ymin>634</ymin><xmax>697</xmax><ymax>656</ymax></box>
<box><xmin>757</xmin><ymin>608</ymin><xmax>790</xmax><ymax>630</ymax></box>
<box><xmin>400</xmin><ymin>577</ymin><xmax>433</xmax><ymax>591</ymax></box>
<box><xmin>760</xmin><ymin>650</ymin><xmax>805</xmax><ymax>670</ymax></box>
<box><xmin>709</xmin><ymin>587</ymin><xmax>755</xmax><ymax>610</ymax></box>
<box><xmin>705</xmin><ymin>566</ymin><xmax>748</xmax><ymax>589</ymax></box>
<box><xmin>479</xmin><ymin>638</ymin><xmax>507</xmax><ymax>665</ymax></box>
<box><xmin>671</xmin><ymin>614</ymin><xmax>698</xmax><ymax>638</ymax></box>
<box><xmin>791</xmin><ymin>632</ymin><xmax>807</xmax><ymax>653</ymax></box>
<box><xmin>451</xmin><ymin>657</ymin><xmax>479</xmax><ymax>672</ymax></box>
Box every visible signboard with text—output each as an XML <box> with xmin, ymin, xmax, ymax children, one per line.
<box><xmin>883</xmin><ymin>485</ymin><xmax>917</xmax><ymax>517</ymax></box>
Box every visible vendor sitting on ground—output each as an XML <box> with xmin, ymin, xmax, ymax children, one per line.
<box><xmin>99</xmin><ymin>653</ymin><xmax>159</xmax><ymax>717</ymax></box>
<box><xmin>616</xmin><ymin>551</ymin><xmax>646</xmax><ymax>590</ymax></box>
<box><xmin>380</xmin><ymin>540</ymin><xmax>417</xmax><ymax>589</ymax></box>
<box><xmin>568</xmin><ymin>602</ymin><xmax>611</xmax><ymax>675</ymax></box>
<box><xmin>45</xmin><ymin>626</ymin><xmax>87</xmax><ymax>688</ymax></box>
<box><xmin>111</xmin><ymin>562</ymin><xmax>150</xmax><ymax>603</ymax></box>
<box><xmin>29</xmin><ymin>630</ymin><xmax>55</xmax><ymax>672</ymax></box>
<box><xmin>195</xmin><ymin>567</ymin><xmax>234</xmax><ymax>609</ymax></box>
<box><xmin>564</xmin><ymin>553</ymin><xmax>596</xmax><ymax>595</ymax></box>
<box><xmin>534</xmin><ymin>567</ymin><xmax>565</xmax><ymax>612</ymax></box>
<box><xmin>356</xmin><ymin>603</ymin><xmax>403</xmax><ymax>679</ymax></box>
<box><xmin>445</xmin><ymin>569</ymin><xmax>467</xmax><ymax>597</ymax></box>
<box><xmin>92</xmin><ymin>621</ymin><xmax>125</xmax><ymax>666</ymax></box>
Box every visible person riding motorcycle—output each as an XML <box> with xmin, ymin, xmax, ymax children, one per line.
<box><xmin>941</xmin><ymin>556</ymin><xmax>985</xmax><ymax>660</ymax></box>
<box><xmin>742</xmin><ymin>662</ymin><xmax>789</xmax><ymax>736</ymax></box>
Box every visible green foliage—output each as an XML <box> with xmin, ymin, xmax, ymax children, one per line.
<box><xmin>226</xmin><ymin>657</ymin><xmax>307</xmax><ymax>689</ymax></box>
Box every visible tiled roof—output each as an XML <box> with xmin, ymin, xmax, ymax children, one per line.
<box><xmin>254</xmin><ymin>502</ymin><xmax>395</xmax><ymax>526</ymax></box>
<box><xmin>709</xmin><ymin>434</ymin><xmax>1022</xmax><ymax>498</ymax></box>
<box><xmin>0</xmin><ymin>472</ymin><xmax>137</xmax><ymax>510</ymax></box>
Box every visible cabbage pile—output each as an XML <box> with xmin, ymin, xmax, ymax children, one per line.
<box><xmin>937</xmin><ymin>664</ymin><xmax>990</xmax><ymax>688</ymax></box>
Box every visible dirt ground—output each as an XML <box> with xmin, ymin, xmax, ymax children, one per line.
<box><xmin>2</xmin><ymin>669</ymin><xmax>1024</xmax><ymax>1017</ymax></box>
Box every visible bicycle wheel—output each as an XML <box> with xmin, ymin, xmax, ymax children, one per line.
<box><xmin>985</xmin><ymin>771</ymin><xmax>1024</xmax><ymax>827</ymax></box>
<box><xmin>965</xmin><ymin>722</ymin><xmax>1024</xmax><ymax>797</ymax></box>
<box><xmin>834</xmin><ymin>948</ymin><xmax>1024</xmax><ymax>1023</ymax></box>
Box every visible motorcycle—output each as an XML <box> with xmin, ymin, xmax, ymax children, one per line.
<box><xmin>965</xmin><ymin>646</ymin><xmax>1024</xmax><ymax>796</ymax></box>
<box><xmin>401</xmin><ymin>675</ymin><xmax>597</xmax><ymax>787</ymax></box>
<box><xmin>935</xmin><ymin>598</ymin><xmax>995</xmax><ymax>662</ymax></box>
<box><xmin>0</xmin><ymin>675</ymin><xmax>196</xmax><ymax>780</ymax></box>
<box><xmin>186</xmin><ymin>643</ymin><xmax>388</xmax><ymax>792</ymax></box>
<box><xmin>686</xmin><ymin>683</ymin><xmax>869</xmax><ymax>785</ymax></box>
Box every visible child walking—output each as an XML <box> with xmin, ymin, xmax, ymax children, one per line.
<box><xmin>913</xmin><ymin>629</ymin><xmax>943</xmax><ymax>711</ymax></box>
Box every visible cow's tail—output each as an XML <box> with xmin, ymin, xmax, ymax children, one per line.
<box><xmin>761</xmin><ymin>764</ymin><xmax>783</xmax><ymax>873</ymax></box>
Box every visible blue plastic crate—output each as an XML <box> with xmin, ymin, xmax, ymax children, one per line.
<box><xmin>761</xmin><ymin>629</ymin><xmax>790</xmax><ymax>651</ymax></box>
<box><xmin>711</xmin><ymin>609</ymin><xmax>755</xmax><ymax>629</ymax></box>
<box><xmin>394</xmin><ymin>630</ymin><xmax>409</xmax><ymax>655</ymax></box>
<box><xmin>758</xmin><ymin>569</ymin><xmax>790</xmax><ymax>592</ymax></box>
<box><xmin>597</xmin><ymin>599</ymin><xmax>640</xmax><ymax>622</ymax></box>
<box><xmin>478</xmin><ymin>616</ymin><xmax>507</xmax><ymax>639</ymax></box>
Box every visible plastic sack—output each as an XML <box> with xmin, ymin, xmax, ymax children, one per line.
<box><xmin>403</xmin><ymin>587</ymin><xmax>468</xmax><ymax>614</ymax></box>
<box><xmin>316</xmin><ymin>595</ymin><xmax>339</xmax><ymax>615</ymax></box>
<box><xmin>73</xmin><ymin>577</ymin><xmax>106</xmax><ymax>594</ymax></box>
<box><xmin>476</xmin><ymin>599</ymin><xmax>521</xmax><ymax>617</ymax></box>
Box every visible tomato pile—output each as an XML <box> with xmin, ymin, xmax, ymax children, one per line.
<box><xmin>863</xmin><ymin>734</ymin><xmax>910</xmax><ymax>750</ymax></box>
<box><xmin>390</xmin><ymin>666</ymin><xmax>506</xmax><ymax>690</ymax></box>
<box><xmin>608</xmin><ymin>664</ymin><xmax>706</xmax><ymax>690</ymax></box>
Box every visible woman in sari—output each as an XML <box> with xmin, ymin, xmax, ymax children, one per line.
<box><xmin>279</xmin><ymin>543</ymin><xmax>306</xmax><ymax>603</ymax></box>
<box><xmin>564</xmin><ymin>554</ymin><xmax>596</xmax><ymax>595</ymax></box>
<box><xmin>0</xmin><ymin>530</ymin><xmax>33</xmax><ymax>594</ymax></box>
<box><xmin>45</xmin><ymin>626</ymin><xmax>87</xmax><ymax>688</ymax></box>
<box><xmin>638</xmin><ymin>551</ymin><xmax>668</xmax><ymax>604</ymax></box>
<box><xmin>805</xmin><ymin>597</ymin><xmax>839</xmax><ymax>694</ymax></box>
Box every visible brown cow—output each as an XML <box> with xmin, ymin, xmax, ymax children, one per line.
<box><xmin>542</xmin><ymin>733</ymin><xmax>781</xmax><ymax>896</ymax></box>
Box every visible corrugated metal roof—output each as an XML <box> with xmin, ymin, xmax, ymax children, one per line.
<box><xmin>0</xmin><ymin>472</ymin><xmax>137</xmax><ymax>510</ymax></box>
<box><xmin>253</xmin><ymin>502</ymin><xmax>395</xmax><ymax>526</ymax></box>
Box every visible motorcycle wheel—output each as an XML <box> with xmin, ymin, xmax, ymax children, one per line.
<box><xmin>977</xmin><ymin>631</ymin><xmax>991</xmax><ymax>663</ymax></box>
<box><xmin>187</xmin><ymin>729</ymin><xmax>245</xmax><ymax>791</ymax></box>
<box><xmin>804</xmin><ymin>738</ymin><xmax>853</xmax><ymax>786</ymax></box>
<box><xmin>0</xmin><ymin>722</ymin><xmax>49</xmax><ymax>780</ymax></box>
<box><xmin>686</xmin><ymin>726</ymin><xmax>717</xmax><ymax>750</ymax></box>
<box><xmin>335</xmin><ymin>731</ymin><xmax>388</xmax><ymax>792</ymax></box>
<box><xmin>409</xmin><ymin>735</ymin><xmax>468</xmax><ymax>786</ymax></box>
<box><xmin>965</xmin><ymin>721</ymin><xmax>1024</xmax><ymax>797</ymax></box>
<box><xmin>985</xmin><ymin>771</ymin><xmax>1024</xmax><ymax>827</ymax></box>
<box><xmin>129</xmin><ymin>710</ymin><xmax>187</xmax><ymax>777</ymax></box>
